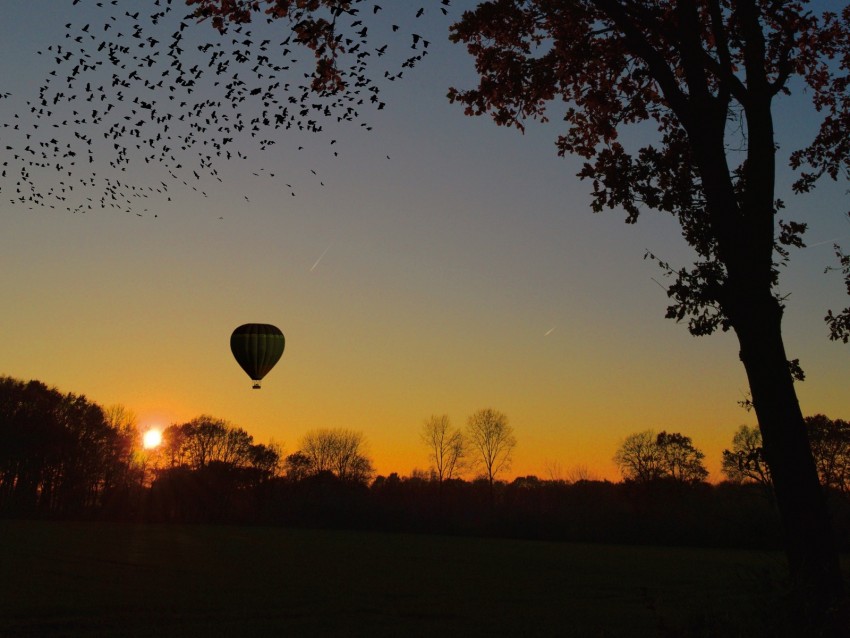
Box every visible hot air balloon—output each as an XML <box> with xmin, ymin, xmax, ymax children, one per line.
<box><xmin>230</xmin><ymin>323</ymin><xmax>285</xmax><ymax>389</ymax></box>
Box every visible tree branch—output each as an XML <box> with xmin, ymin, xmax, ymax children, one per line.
<box><xmin>592</xmin><ymin>0</ymin><xmax>692</xmax><ymax>126</ymax></box>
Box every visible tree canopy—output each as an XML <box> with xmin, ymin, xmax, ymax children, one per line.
<box><xmin>448</xmin><ymin>1</ymin><xmax>850</xmax><ymax>336</ymax></box>
<box><xmin>614</xmin><ymin>430</ymin><xmax>708</xmax><ymax>484</ymax></box>
<box><xmin>0</xmin><ymin>376</ymin><xmax>135</xmax><ymax>513</ymax></box>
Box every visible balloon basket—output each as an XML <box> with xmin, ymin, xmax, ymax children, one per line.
<box><xmin>252</xmin><ymin>382</ymin><xmax>262</xmax><ymax>390</ymax></box>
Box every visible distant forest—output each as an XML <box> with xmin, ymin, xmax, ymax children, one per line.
<box><xmin>2</xmin><ymin>375</ymin><xmax>848</xmax><ymax>550</ymax></box>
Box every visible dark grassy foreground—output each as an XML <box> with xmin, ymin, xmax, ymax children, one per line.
<box><xmin>0</xmin><ymin>520</ymin><xmax>845</xmax><ymax>637</ymax></box>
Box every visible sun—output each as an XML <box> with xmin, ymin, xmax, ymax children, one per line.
<box><xmin>142</xmin><ymin>428</ymin><xmax>163</xmax><ymax>450</ymax></box>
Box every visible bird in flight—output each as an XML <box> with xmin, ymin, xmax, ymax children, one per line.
<box><xmin>1</xmin><ymin>0</ymin><xmax>450</xmax><ymax>216</ymax></box>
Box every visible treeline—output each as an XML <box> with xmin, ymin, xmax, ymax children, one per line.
<box><xmin>144</xmin><ymin>470</ymin><xmax>849</xmax><ymax>551</ymax></box>
<box><xmin>0</xmin><ymin>377</ymin><xmax>282</xmax><ymax>517</ymax></box>
<box><xmin>2</xmin><ymin>375</ymin><xmax>849</xmax><ymax>551</ymax></box>
<box><xmin>0</xmin><ymin>377</ymin><xmax>136</xmax><ymax>514</ymax></box>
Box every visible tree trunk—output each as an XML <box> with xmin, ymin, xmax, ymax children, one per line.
<box><xmin>731</xmin><ymin>293</ymin><xmax>845</xmax><ymax>616</ymax></box>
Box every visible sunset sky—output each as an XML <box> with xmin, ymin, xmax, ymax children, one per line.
<box><xmin>2</xmin><ymin>0</ymin><xmax>849</xmax><ymax>482</ymax></box>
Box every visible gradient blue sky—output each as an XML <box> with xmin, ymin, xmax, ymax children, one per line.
<box><xmin>2</xmin><ymin>0</ymin><xmax>849</xmax><ymax>480</ymax></box>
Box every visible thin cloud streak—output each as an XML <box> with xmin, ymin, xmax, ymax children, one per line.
<box><xmin>310</xmin><ymin>243</ymin><xmax>333</xmax><ymax>272</ymax></box>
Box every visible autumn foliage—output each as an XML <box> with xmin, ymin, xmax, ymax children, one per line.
<box><xmin>186</xmin><ymin>0</ymin><xmax>434</xmax><ymax>94</ymax></box>
<box><xmin>448</xmin><ymin>0</ymin><xmax>850</xmax><ymax>610</ymax></box>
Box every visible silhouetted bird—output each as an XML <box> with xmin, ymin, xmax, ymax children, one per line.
<box><xmin>1</xmin><ymin>0</ymin><xmax>445</xmax><ymax>216</ymax></box>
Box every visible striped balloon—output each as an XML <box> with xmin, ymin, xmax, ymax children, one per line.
<box><xmin>230</xmin><ymin>323</ymin><xmax>285</xmax><ymax>389</ymax></box>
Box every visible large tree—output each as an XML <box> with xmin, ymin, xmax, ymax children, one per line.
<box><xmin>613</xmin><ymin>430</ymin><xmax>665</xmax><ymax>483</ymax></box>
<box><xmin>420</xmin><ymin>414</ymin><xmax>466</xmax><ymax>483</ymax></box>
<box><xmin>11</xmin><ymin>0</ymin><xmax>846</xmax><ymax>616</ymax></box>
<box><xmin>161</xmin><ymin>415</ymin><xmax>279</xmax><ymax>473</ymax></box>
<box><xmin>614</xmin><ymin>429</ymin><xmax>708</xmax><ymax>483</ymax></box>
<box><xmin>298</xmin><ymin>428</ymin><xmax>375</xmax><ymax>483</ymax></box>
<box><xmin>448</xmin><ymin>0</ymin><xmax>850</xmax><ymax>610</ymax></box>
<box><xmin>466</xmin><ymin>408</ymin><xmax>517</xmax><ymax>493</ymax></box>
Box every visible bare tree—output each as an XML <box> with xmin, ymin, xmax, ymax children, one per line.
<box><xmin>614</xmin><ymin>431</ymin><xmax>665</xmax><ymax>483</ymax></box>
<box><xmin>300</xmin><ymin>428</ymin><xmax>338</xmax><ymax>475</ymax></box>
<box><xmin>100</xmin><ymin>403</ymin><xmax>140</xmax><ymax>489</ymax></box>
<box><xmin>614</xmin><ymin>430</ymin><xmax>708</xmax><ymax>484</ymax></box>
<box><xmin>162</xmin><ymin>424</ymin><xmax>191</xmax><ymax>468</ymax></box>
<box><xmin>161</xmin><ymin>415</ymin><xmax>270</xmax><ymax>471</ymax></box>
<box><xmin>219</xmin><ymin>427</ymin><xmax>254</xmax><ymax>467</ymax></box>
<box><xmin>298</xmin><ymin>428</ymin><xmax>374</xmax><ymax>483</ymax></box>
<box><xmin>183</xmin><ymin>416</ymin><xmax>229</xmax><ymax>469</ymax></box>
<box><xmin>420</xmin><ymin>415</ymin><xmax>465</xmax><ymax>484</ymax></box>
<box><xmin>543</xmin><ymin>458</ymin><xmax>565</xmax><ymax>483</ymax></box>
<box><xmin>330</xmin><ymin>430</ymin><xmax>372</xmax><ymax>482</ymax></box>
<box><xmin>103</xmin><ymin>404</ymin><xmax>138</xmax><ymax>437</ymax></box>
<box><xmin>466</xmin><ymin>409</ymin><xmax>517</xmax><ymax>492</ymax></box>
<box><xmin>565</xmin><ymin>464</ymin><xmax>599</xmax><ymax>484</ymax></box>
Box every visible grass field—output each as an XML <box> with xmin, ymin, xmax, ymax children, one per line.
<box><xmin>0</xmin><ymin>520</ymin><xmax>845</xmax><ymax>636</ymax></box>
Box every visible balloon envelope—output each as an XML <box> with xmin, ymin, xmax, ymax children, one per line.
<box><xmin>230</xmin><ymin>323</ymin><xmax>285</xmax><ymax>388</ymax></box>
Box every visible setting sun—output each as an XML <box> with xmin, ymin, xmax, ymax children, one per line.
<box><xmin>142</xmin><ymin>428</ymin><xmax>162</xmax><ymax>450</ymax></box>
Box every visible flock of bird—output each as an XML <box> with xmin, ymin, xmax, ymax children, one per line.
<box><xmin>1</xmin><ymin>0</ymin><xmax>450</xmax><ymax>216</ymax></box>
